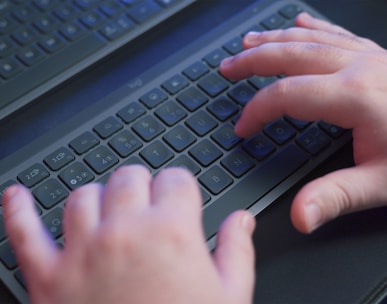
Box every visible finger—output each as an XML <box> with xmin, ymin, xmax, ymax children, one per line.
<box><xmin>243</xmin><ymin>27</ymin><xmax>378</xmax><ymax>53</ymax></box>
<box><xmin>101</xmin><ymin>165</ymin><xmax>152</xmax><ymax>219</ymax></box>
<box><xmin>295</xmin><ymin>12</ymin><xmax>354</xmax><ymax>36</ymax></box>
<box><xmin>213</xmin><ymin>210</ymin><xmax>256</xmax><ymax>303</ymax></box>
<box><xmin>295</xmin><ymin>13</ymin><xmax>382</xmax><ymax>51</ymax></box>
<box><xmin>220</xmin><ymin>41</ymin><xmax>352</xmax><ymax>80</ymax></box>
<box><xmin>3</xmin><ymin>185</ymin><xmax>58</xmax><ymax>276</ymax></box>
<box><xmin>290</xmin><ymin>164</ymin><xmax>387</xmax><ymax>233</ymax></box>
<box><xmin>64</xmin><ymin>183</ymin><xmax>103</xmax><ymax>249</ymax></box>
<box><xmin>234</xmin><ymin>74</ymin><xmax>358</xmax><ymax>138</ymax></box>
<box><xmin>151</xmin><ymin>168</ymin><xmax>202</xmax><ymax>214</ymax></box>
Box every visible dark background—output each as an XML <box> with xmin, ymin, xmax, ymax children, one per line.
<box><xmin>1</xmin><ymin>0</ymin><xmax>387</xmax><ymax>303</ymax></box>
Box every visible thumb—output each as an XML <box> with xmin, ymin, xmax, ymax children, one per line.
<box><xmin>213</xmin><ymin>210</ymin><xmax>256</xmax><ymax>303</ymax></box>
<box><xmin>291</xmin><ymin>164</ymin><xmax>387</xmax><ymax>233</ymax></box>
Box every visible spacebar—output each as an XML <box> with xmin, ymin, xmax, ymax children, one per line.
<box><xmin>203</xmin><ymin>144</ymin><xmax>308</xmax><ymax>239</ymax></box>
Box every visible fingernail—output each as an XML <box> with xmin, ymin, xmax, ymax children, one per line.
<box><xmin>241</xmin><ymin>212</ymin><xmax>256</xmax><ymax>234</ymax></box>
<box><xmin>304</xmin><ymin>203</ymin><xmax>322</xmax><ymax>232</ymax></box>
<box><xmin>244</xmin><ymin>31</ymin><xmax>262</xmax><ymax>44</ymax></box>
<box><xmin>221</xmin><ymin>56</ymin><xmax>234</xmax><ymax>67</ymax></box>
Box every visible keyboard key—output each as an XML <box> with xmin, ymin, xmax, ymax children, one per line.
<box><xmin>248</xmin><ymin>75</ymin><xmax>278</xmax><ymax>89</ymax></box>
<box><xmin>140</xmin><ymin>87</ymin><xmax>168</xmax><ymax>108</ymax></box>
<box><xmin>127</xmin><ymin>0</ymin><xmax>162</xmax><ymax>24</ymax></box>
<box><xmin>223</xmin><ymin>36</ymin><xmax>243</xmax><ymax>55</ymax></box>
<box><xmin>42</xmin><ymin>207</ymin><xmax>64</xmax><ymax>239</ymax></box>
<box><xmin>207</xmin><ymin>96</ymin><xmax>239</xmax><ymax>121</ymax></box>
<box><xmin>140</xmin><ymin>140</ymin><xmax>174</xmax><ymax>168</ymax></box>
<box><xmin>44</xmin><ymin>146</ymin><xmax>75</xmax><ymax>171</ymax></box>
<box><xmin>296</xmin><ymin>126</ymin><xmax>331</xmax><ymax>155</ymax></box>
<box><xmin>211</xmin><ymin>124</ymin><xmax>241</xmax><ymax>150</ymax></box>
<box><xmin>33</xmin><ymin>179</ymin><xmax>68</xmax><ymax>209</ymax></box>
<box><xmin>69</xmin><ymin>131</ymin><xmax>100</xmax><ymax>155</ymax></box>
<box><xmin>183</xmin><ymin>61</ymin><xmax>209</xmax><ymax>81</ymax></box>
<box><xmin>185</xmin><ymin>110</ymin><xmax>218</xmax><ymax>136</ymax></box>
<box><xmin>155</xmin><ymin>100</ymin><xmax>187</xmax><ymax>126</ymax></box>
<box><xmin>198</xmin><ymin>73</ymin><xmax>229</xmax><ymax>97</ymax></box>
<box><xmin>264</xmin><ymin>119</ymin><xmax>296</xmax><ymax>145</ymax></box>
<box><xmin>93</xmin><ymin>116</ymin><xmax>123</xmax><ymax>139</ymax></box>
<box><xmin>117</xmin><ymin>102</ymin><xmax>146</xmax><ymax>124</ymax></box>
<box><xmin>199</xmin><ymin>166</ymin><xmax>233</xmax><ymax>195</ymax></box>
<box><xmin>0</xmin><ymin>180</ymin><xmax>17</xmax><ymax>205</ymax></box>
<box><xmin>261</xmin><ymin>13</ymin><xmax>286</xmax><ymax>30</ymax></box>
<box><xmin>132</xmin><ymin>115</ymin><xmax>165</xmax><ymax>141</ymax></box>
<box><xmin>109</xmin><ymin>130</ymin><xmax>142</xmax><ymax>157</ymax></box>
<box><xmin>18</xmin><ymin>163</ymin><xmax>50</xmax><ymax>188</ymax></box>
<box><xmin>0</xmin><ymin>241</ymin><xmax>17</xmax><ymax>269</ymax></box>
<box><xmin>221</xmin><ymin>149</ymin><xmax>255</xmax><ymax>178</ymax></box>
<box><xmin>203</xmin><ymin>48</ymin><xmax>229</xmax><ymax>68</ymax></box>
<box><xmin>84</xmin><ymin>146</ymin><xmax>119</xmax><ymax>174</ymax></box>
<box><xmin>162</xmin><ymin>74</ymin><xmax>189</xmax><ymax>95</ymax></box>
<box><xmin>59</xmin><ymin>162</ymin><xmax>94</xmax><ymax>190</ymax></box>
<box><xmin>279</xmin><ymin>4</ymin><xmax>303</xmax><ymax>19</ymax></box>
<box><xmin>243</xmin><ymin>134</ymin><xmax>276</xmax><ymax>161</ymax></box>
<box><xmin>177</xmin><ymin>87</ymin><xmax>208</xmax><ymax>111</ymax></box>
<box><xmin>167</xmin><ymin>155</ymin><xmax>201</xmax><ymax>175</ymax></box>
<box><xmin>0</xmin><ymin>58</ymin><xmax>23</xmax><ymax>79</ymax></box>
<box><xmin>189</xmin><ymin>139</ymin><xmax>222</xmax><ymax>167</ymax></box>
<box><xmin>318</xmin><ymin>121</ymin><xmax>345</xmax><ymax>139</ymax></box>
<box><xmin>227</xmin><ymin>81</ymin><xmax>256</xmax><ymax>106</ymax></box>
<box><xmin>163</xmin><ymin>125</ymin><xmax>196</xmax><ymax>152</ymax></box>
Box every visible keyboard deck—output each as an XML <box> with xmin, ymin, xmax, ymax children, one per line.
<box><xmin>0</xmin><ymin>0</ymin><xmax>351</xmax><ymax>302</ymax></box>
<box><xmin>0</xmin><ymin>0</ymin><xmax>196</xmax><ymax>120</ymax></box>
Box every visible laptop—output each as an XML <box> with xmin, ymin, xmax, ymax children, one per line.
<box><xmin>0</xmin><ymin>0</ymin><xmax>351</xmax><ymax>302</ymax></box>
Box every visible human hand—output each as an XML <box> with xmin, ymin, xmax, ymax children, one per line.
<box><xmin>3</xmin><ymin>166</ymin><xmax>256</xmax><ymax>304</ymax></box>
<box><xmin>220</xmin><ymin>12</ymin><xmax>387</xmax><ymax>233</ymax></box>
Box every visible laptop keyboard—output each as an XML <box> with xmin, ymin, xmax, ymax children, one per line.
<box><xmin>0</xmin><ymin>0</ymin><xmax>196</xmax><ymax>120</ymax></box>
<box><xmin>0</xmin><ymin>1</ymin><xmax>351</xmax><ymax>302</ymax></box>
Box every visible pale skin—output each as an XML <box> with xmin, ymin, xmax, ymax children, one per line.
<box><xmin>221</xmin><ymin>12</ymin><xmax>387</xmax><ymax>234</ymax></box>
<box><xmin>2</xmin><ymin>11</ymin><xmax>387</xmax><ymax>304</ymax></box>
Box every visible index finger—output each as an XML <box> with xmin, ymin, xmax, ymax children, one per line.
<box><xmin>234</xmin><ymin>74</ymin><xmax>358</xmax><ymax>138</ymax></box>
